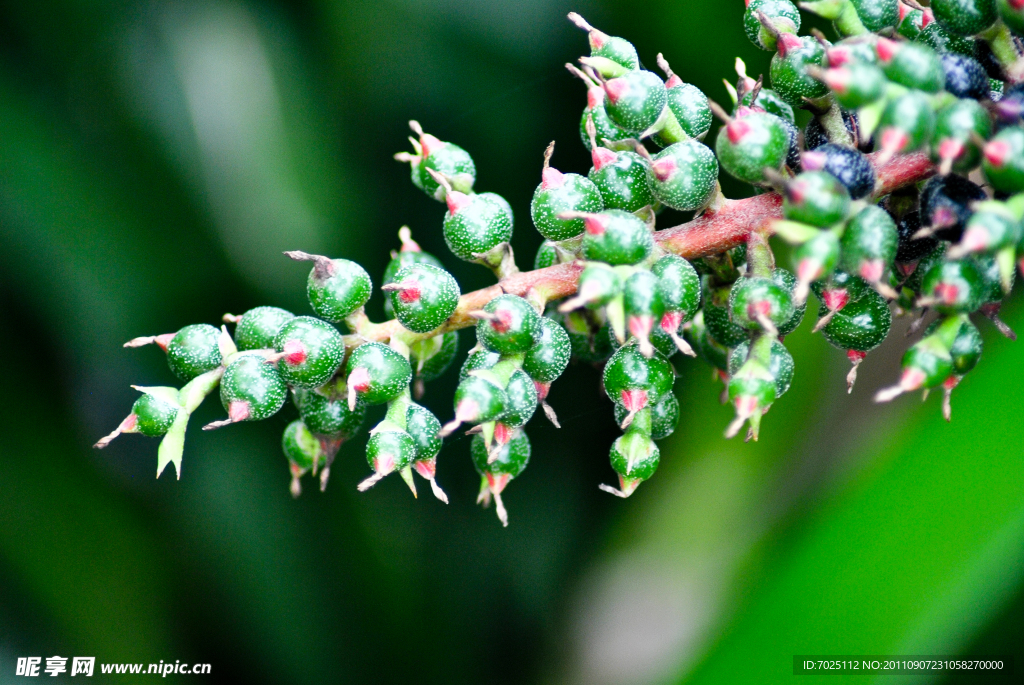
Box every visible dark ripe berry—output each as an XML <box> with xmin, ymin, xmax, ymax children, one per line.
<box><xmin>999</xmin><ymin>0</ymin><xmax>1024</xmax><ymax>35</ymax></box>
<box><xmin>772</xmin><ymin>268</ymin><xmax>807</xmax><ymax>335</ymax></box>
<box><xmin>580</xmin><ymin>96</ymin><xmax>633</xmax><ymax>151</ymax></box>
<box><xmin>565</xmin><ymin>262</ymin><xmax>622</xmax><ymax>310</ymax></box>
<box><xmin>877</xmin><ymin>39</ymin><xmax>945</xmax><ymax>93</ymax></box>
<box><xmin>770</xmin><ymin>34</ymin><xmax>830</xmax><ymax>107</ymax></box>
<box><xmin>167</xmin><ymin>324</ymin><xmax>222</xmax><ymax>381</ymax></box>
<box><xmin>983</xmin><ymin>127</ymin><xmax>1024</xmax><ymax>194</ymax></box>
<box><xmin>934</xmin><ymin>99</ymin><xmax>993</xmax><ymax>173</ymax></box>
<box><xmin>282</xmin><ymin>420</ymin><xmax>324</xmax><ymax>473</ymax></box>
<box><xmin>660</xmin><ymin>82</ymin><xmax>714</xmax><ymax>141</ymax></box>
<box><xmin>896</xmin><ymin>211</ymin><xmax>940</xmax><ymax>263</ymax></box>
<box><xmin>940</xmin><ymin>53</ymin><xmax>990</xmax><ymax>99</ymax></box>
<box><xmin>931</xmin><ymin>0</ymin><xmax>997</xmax><ymax>37</ymax></box>
<box><xmin>580</xmin><ymin>210</ymin><xmax>654</xmax><ymax>265</ymax></box>
<box><xmin>534</xmin><ymin>241</ymin><xmax>559</xmax><ymax>270</ymax></box>
<box><xmin>417</xmin><ymin>140</ymin><xmax>476</xmax><ymax>200</ymax></box>
<box><xmin>898</xmin><ymin>6</ymin><xmax>927</xmax><ymax>39</ymax></box>
<box><xmin>233</xmin><ymin>307</ymin><xmax>295</xmax><ymax>351</ymax></box>
<box><xmin>917</xmin><ymin>22</ymin><xmax>976</xmax><ymax>57</ymax></box>
<box><xmin>301</xmin><ymin>256</ymin><xmax>372</xmax><ymax>323</ymax></box>
<box><xmin>704</xmin><ymin>287</ymin><xmax>750</xmax><ymax>347</ymax></box>
<box><xmin>385</xmin><ymin>263</ymin><xmax>460</xmax><ymax>334</ymax></box>
<box><xmin>739</xmin><ymin>87</ymin><xmax>796</xmax><ymax>124</ymax></box>
<box><xmin>345</xmin><ymin>341</ymin><xmax>413</xmax><ymax>407</ymax></box>
<box><xmin>922</xmin><ymin>259</ymin><xmax>987</xmax><ymax>313</ymax></box>
<box><xmin>220</xmin><ymin>354</ymin><xmax>288</xmax><ymax>423</ymax></box>
<box><xmin>647</xmin><ymin>140</ymin><xmax>719</xmax><ymax>211</ymax></box>
<box><xmin>920</xmin><ymin>174</ymin><xmax>987</xmax><ymax>242</ymax></box>
<box><xmin>602</xmin><ymin>345</ymin><xmax>675</xmax><ymax>408</ymax></box>
<box><xmin>840</xmin><ymin>205</ymin><xmax>898</xmax><ymax>280</ymax></box>
<box><xmin>783</xmin><ymin>171</ymin><xmax>851</xmax><ymax>227</ymax></box>
<box><xmin>820</xmin><ymin>63</ymin><xmax>887</xmax><ymax>109</ymax></box>
<box><xmin>502</xmin><ymin>369</ymin><xmax>538</xmax><ymax>428</ymax></box>
<box><xmin>780</xmin><ymin>117</ymin><xmax>802</xmax><ymax>172</ymax></box>
<box><xmin>800</xmin><ymin>144</ymin><xmax>875</xmax><ymax>200</ymax></box>
<box><xmin>366</xmin><ymin>430</ymin><xmax>417</xmax><ymax>475</ymax></box>
<box><xmin>716</xmin><ymin>111</ymin><xmax>790</xmax><ymax>185</ymax></box>
<box><xmin>730</xmin><ymin>338</ymin><xmax>795</xmax><ymax>397</ymax></box>
<box><xmin>819</xmin><ymin>287</ymin><xmax>892</xmax><ymax>351</ymax></box>
<box><xmin>744</xmin><ymin>0</ymin><xmax>801</xmax><ymax>51</ymax></box>
<box><xmin>603</xmin><ymin>70</ymin><xmax>668</xmax><ymax>134</ymax></box>
<box><xmin>131</xmin><ymin>391</ymin><xmax>180</xmax><ymax>437</ymax></box>
<box><xmin>523</xmin><ymin>316</ymin><xmax>572</xmax><ymax>383</ymax></box>
<box><xmin>471</xmin><ymin>430</ymin><xmax>530</xmax><ymax>481</ymax></box>
<box><xmin>958</xmin><ymin>204</ymin><xmax>1023</xmax><ymax>254</ymax></box>
<box><xmin>686</xmin><ymin>310</ymin><xmax>730</xmax><ymax>371</ymax></box>
<box><xmin>531</xmin><ymin>167</ymin><xmax>604</xmax><ymax>242</ymax></box>
<box><xmin>653</xmin><ymin>255</ymin><xmax>701</xmax><ymax>319</ymax></box>
<box><xmin>475</xmin><ymin>294</ymin><xmax>542</xmax><ymax>355</ymax></box>
<box><xmin>293</xmin><ymin>387</ymin><xmax>366</xmax><ymax>438</ymax></box>
<box><xmin>729</xmin><ymin>276</ymin><xmax>795</xmax><ymax>331</ymax></box>
<box><xmin>405</xmin><ymin>403</ymin><xmax>442</xmax><ymax>461</ymax></box>
<box><xmin>589</xmin><ymin>150</ymin><xmax>655</xmax><ymax>212</ymax></box>
<box><xmin>850</xmin><ymin>0</ymin><xmax>901</xmax><ymax>32</ymax></box>
<box><xmin>459</xmin><ymin>348</ymin><xmax>501</xmax><ymax>382</ymax></box>
<box><xmin>563</xmin><ymin>310</ymin><xmax>615</xmax><ymax>363</ymax></box>
<box><xmin>453</xmin><ymin>373</ymin><xmax>509</xmax><ymax>425</ymax></box>
<box><xmin>607</xmin><ymin>431</ymin><xmax>660</xmax><ymax>492</ymax></box>
<box><xmin>876</xmin><ymin>91</ymin><xmax>935</xmax><ymax>157</ymax></box>
<box><xmin>804</xmin><ymin>110</ymin><xmax>859</xmax><ymax>151</ymax></box>
<box><xmin>274</xmin><ymin>316</ymin><xmax>345</xmax><ymax>389</ymax></box>
<box><xmin>410</xmin><ymin>331</ymin><xmax>459</xmax><ymax>382</ymax></box>
<box><xmin>442</xmin><ymin>191</ymin><xmax>514</xmax><ymax>262</ymax></box>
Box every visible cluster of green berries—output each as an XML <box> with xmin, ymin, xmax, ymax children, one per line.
<box><xmin>96</xmin><ymin>5</ymin><xmax>1024</xmax><ymax>525</ymax></box>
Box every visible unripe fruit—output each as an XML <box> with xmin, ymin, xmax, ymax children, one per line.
<box><xmin>739</xmin><ymin>87</ymin><xmax>795</xmax><ymax>123</ymax></box>
<box><xmin>219</xmin><ymin>354</ymin><xmax>288</xmax><ymax>423</ymax></box>
<box><xmin>793</xmin><ymin>231</ymin><xmax>841</xmax><ymax>297</ymax></box>
<box><xmin>131</xmin><ymin>392</ymin><xmax>181</xmax><ymax>437</ymax></box>
<box><xmin>523</xmin><ymin>317</ymin><xmax>572</xmax><ymax>384</ymax></box>
<box><xmin>772</xmin><ymin>268</ymin><xmax>807</xmax><ymax>336</ymax></box>
<box><xmin>563</xmin><ymin>310</ymin><xmax>615</xmax><ymax>364</ymax></box>
<box><xmin>459</xmin><ymin>348</ymin><xmax>501</xmax><ymax>382</ymax></box>
<box><xmin>623</xmin><ymin>269</ymin><xmax>665</xmax><ymax>354</ymax></box>
<box><xmin>729</xmin><ymin>338</ymin><xmax>795</xmax><ymax>398</ymax></box>
<box><xmin>800</xmin><ymin>144</ymin><xmax>875</xmax><ymax>200</ymax></box>
<box><xmin>921</xmin><ymin>259</ymin><xmax>987</xmax><ymax>313</ymax></box>
<box><xmin>405</xmin><ymin>403</ymin><xmax>442</xmax><ymax>462</ymax></box>
<box><xmin>729</xmin><ymin>276</ymin><xmax>795</xmax><ymax>331</ymax></box>
<box><xmin>931</xmin><ymin>0</ymin><xmax>997</xmax><ymax>37</ymax></box>
<box><xmin>603</xmin><ymin>70</ymin><xmax>668</xmax><ymax>134</ymax></box>
<box><xmin>653</xmin><ymin>254</ymin><xmax>701</xmax><ymax>320</ymax></box>
<box><xmin>704</xmin><ymin>285</ymin><xmax>750</xmax><ymax>347</ymax></box>
<box><xmin>851</xmin><ymin>0</ymin><xmax>900</xmax><ymax>32</ymax></box>
<box><xmin>293</xmin><ymin>387</ymin><xmax>366</xmax><ymax>438</ymax></box>
<box><xmin>877</xmin><ymin>39</ymin><xmax>945</xmax><ymax>92</ymax></box>
<box><xmin>744</xmin><ymin>0</ymin><xmax>801</xmax><ymax>51</ymax></box>
<box><xmin>783</xmin><ymin>171</ymin><xmax>852</xmax><ymax>227</ymax></box>
<box><xmin>274</xmin><ymin>316</ymin><xmax>345</xmax><ymax>389</ymax></box>
<box><xmin>956</xmin><ymin>205</ymin><xmax>1023</xmax><ymax>255</ymax></box>
<box><xmin>982</xmin><ymin>127</ymin><xmax>1024</xmax><ymax>194</ymax></box>
<box><xmin>345</xmin><ymin>341</ymin><xmax>413</xmax><ymax>407</ymax></box>
<box><xmin>580</xmin><ymin>210</ymin><xmax>654</xmax><ymax>265</ymax></box>
<box><xmin>442</xmin><ymin>191</ymin><xmax>514</xmax><ymax>261</ymax></box>
<box><xmin>820</xmin><ymin>62</ymin><xmax>887</xmax><ymax>109</ymax></box>
<box><xmin>658</xmin><ymin>82</ymin><xmax>714</xmax><ymax>141</ymax></box>
<box><xmin>897</xmin><ymin>4</ymin><xmax>928</xmax><ymax>39</ymax></box>
<box><xmin>770</xmin><ymin>34</ymin><xmax>830</xmax><ymax>107</ymax></box>
<box><xmin>876</xmin><ymin>90</ymin><xmax>936</xmax><ymax>157</ymax></box>
<box><xmin>282</xmin><ymin>420</ymin><xmax>324</xmax><ymax>474</ymax></box>
<box><xmin>452</xmin><ymin>373</ymin><xmax>509</xmax><ymax>426</ymax></box>
<box><xmin>647</xmin><ymin>140</ymin><xmax>719</xmax><ymax>211</ymax></box>
<box><xmin>233</xmin><ymin>307</ymin><xmax>295</xmax><ymax>351</ymax></box>
<box><xmin>384</xmin><ymin>263</ymin><xmax>460</xmax><ymax>334</ymax></box>
<box><xmin>502</xmin><ymin>369</ymin><xmax>539</xmax><ymax>428</ymax></box>
<box><xmin>933</xmin><ymin>99</ymin><xmax>992</xmax><ymax>173</ymax></box>
<box><xmin>531</xmin><ymin>164</ymin><xmax>604</xmax><ymax>241</ymax></box>
<box><xmin>563</xmin><ymin>262</ymin><xmax>622</xmax><ymax>310</ymax></box>
<box><xmin>417</xmin><ymin>140</ymin><xmax>476</xmax><ymax>200</ymax></box>
<box><xmin>602</xmin><ymin>345</ymin><xmax>675</xmax><ymax>409</ymax></box>
<box><xmin>293</xmin><ymin>254</ymin><xmax>372</xmax><ymax>322</ymax></box>
<box><xmin>617</xmin><ymin>392</ymin><xmax>681</xmax><ymax>440</ymax></box>
<box><xmin>998</xmin><ymin>0</ymin><xmax>1024</xmax><ymax>34</ymax></box>
<box><xmin>818</xmin><ymin>287</ymin><xmax>891</xmax><ymax>351</ymax></box>
<box><xmin>686</xmin><ymin>310</ymin><xmax>730</xmax><ymax>371</ymax></box>
<box><xmin>475</xmin><ymin>294</ymin><xmax>542</xmax><ymax>355</ymax></box>
<box><xmin>382</xmin><ymin>232</ymin><xmax>444</xmax><ymax>317</ymax></box>
<box><xmin>716</xmin><ymin>111</ymin><xmax>790</xmax><ymax>185</ymax></box>
<box><xmin>570</xmin><ymin>13</ymin><xmax>640</xmax><ymax>73</ymax></box>
<box><xmin>588</xmin><ymin>150</ymin><xmax>655</xmax><ymax>212</ymax></box>
<box><xmin>948</xmin><ymin>319</ymin><xmax>983</xmax><ymax>375</ymax></box>
<box><xmin>534</xmin><ymin>241</ymin><xmax>559</xmax><ymax>270</ymax></box>
<box><xmin>366</xmin><ymin>430</ymin><xmax>418</xmax><ymax>475</ymax></box>
<box><xmin>899</xmin><ymin>337</ymin><xmax>954</xmax><ymax>392</ymax></box>
<box><xmin>167</xmin><ymin>324</ymin><xmax>222</xmax><ymax>381</ymax></box>
<box><xmin>580</xmin><ymin>98</ymin><xmax>633</xmax><ymax>151</ymax></box>
<box><xmin>916</xmin><ymin>22</ymin><xmax>975</xmax><ymax>57</ymax></box>
<box><xmin>840</xmin><ymin>205</ymin><xmax>898</xmax><ymax>281</ymax></box>
<box><xmin>471</xmin><ymin>430</ymin><xmax>530</xmax><ymax>483</ymax></box>
<box><xmin>607</xmin><ymin>431</ymin><xmax>660</xmax><ymax>495</ymax></box>
<box><xmin>410</xmin><ymin>331</ymin><xmax>459</xmax><ymax>383</ymax></box>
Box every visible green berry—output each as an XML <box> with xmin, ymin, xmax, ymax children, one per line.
<box><xmin>453</xmin><ymin>373</ymin><xmax>509</xmax><ymax>425</ymax></box>
<box><xmin>131</xmin><ymin>391</ymin><xmax>180</xmax><ymax>437</ymax></box>
<box><xmin>523</xmin><ymin>317</ymin><xmax>572</xmax><ymax>384</ymax></box>
<box><xmin>793</xmin><ymin>230</ymin><xmax>841</xmax><ymax>292</ymax></box>
<box><xmin>502</xmin><ymin>369</ymin><xmax>539</xmax><ymax>428</ymax></box>
<box><xmin>931</xmin><ymin>0</ymin><xmax>997</xmax><ymax>36</ymax></box>
<box><xmin>608</xmin><ymin>431</ymin><xmax>660</xmax><ymax>491</ymax></box>
<box><xmin>602</xmin><ymin>345</ymin><xmax>675</xmax><ymax>407</ymax></box>
<box><xmin>648</xmin><ymin>392</ymin><xmax>680</xmax><ymax>440</ymax></box>
<box><xmin>442</xmin><ymin>191</ymin><xmax>514</xmax><ymax>262</ymax></box>
<box><xmin>921</xmin><ymin>259</ymin><xmax>987</xmax><ymax>313</ymax></box>
<box><xmin>783</xmin><ymin>171</ymin><xmax>851</xmax><ymax>227</ymax></box>
<box><xmin>729</xmin><ymin>276</ymin><xmax>795</xmax><ymax>331</ymax></box>
<box><xmin>167</xmin><ymin>324</ymin><xmax>222</xmax><ymax>381</ymax></box>
<box><xmin>878</xmin><ymin>39</ymin><xmax>945</xmax><ymax>92</ymax></box>
<box><xmin>998</xmin><ymin>0</ymin><xmax>1024</xmax><ymax>34</ymax></box>
<box><xmin>293</xmin><ymin>387</ymin><xmax>366</xmax><ymax>437</ymax></box>
<box><xmin>716</xmin><ymin>111</ymin><xmax>790</xmax><ymax>185</ymax></box>
<box><xmin>661</xmin><ymin>82</ymin><xmax>714</xmax><ymax>140</ymax></box>
<box><xmin>531</xmin><ymin>166</ymin><xmax>604</xmax><ymax>241</ymax></box>
<box><xmin>220</xmin><ymin>353</ymin><xmax>288</xmax><ymax>422</ymax></box>
<box><xmin>958</xmin><ymin>204</ymin><xmax>1023</xmax><ymax>254</ymax></box>
<box><xmin>603</xmin><ymin>70</ymin><xmax>668</xmax><ymax>134</ymax></box>
<box><xmin>820</xmin><ymin>63</ymin><xmax>887</xmax><ymax>109</ymax></box>
<box><xmin>301</xmin><ymin>256</ymin><xmax>372</xmax><ymax>323</ymax></box>
<box><xmin>575</xmin><ymin>17</ymin><xmax>640</xmax><ymax>73</ymax></box>
<box><xmin>948</xmin><ymin>319</ymin><xmax>983</xmax><ymax>375</ymax></box>
<box><xmin>233</xmin><ymin>307</ymin><xmax>295</xmax><ymax>351</ymax></box>
<box><xmin>405</xmin><ymin>403</ymin><xmax>442</xmax><ymax>461</ymax></box>
<box><xmin>418</xmin><ymin>142</ymin><xmax>476</xmax><ymax>200</ymax></box>
<box><xmin>274</xmin><ymin>316</ymin><xmax>345</xmax><ymax>389</ymax></box>
<box><xmin>623</xmin><ymin>269</ymin><xmax>665</xmax><ymax>345</ymax></box>
<box><xmin>727</xmin><ymin>360</ymin><xmax>777</xmax><ymax>418</ymax></box>
<box><xmin>916</xmin><ymin>22</ymin><xmax>975</xmax><ymax>56</ymax></box>
<box><xmin>900</xmin><ymin>336</ymin><xmax>954</xmax><ymax>390</ymax></box>
<box><xmin>410</xmin><ymin>332</ymin><xmax>459</xmax><ymax>383</ymax></box>
<box><xmin>934</xmin><ymin>98</ymin><xmax>992</xmax><ymax>174</ymax></box>
<box><xmin>770</xmin><ymin>35</ymin><xmax>830</xmax><ymax>107</ymax></box>
<box><xmin>570</xmin><ymin>262</ymin><xmax>623</xmax><ymax>309</ymax></box>
<box><xmin>581</xmin><ymin>210</ymin><xmax>654</xmax><ymax>265</ymax></box>
<box><xmin>383</xmin><ymin>240</ymin><xmax>444</xmax><ymax>317</ymax></box>
<box><xmin>876</xmin><ymin>90</ymin><xmax>935</xmax><ymax>156</ymax></box>
<box><xmin>459</xmin><ymin>348</ymin><xmax>501</xmax><ymax>382</ymax></box>
<box><xmin>851</xmin><ymin>0</ymin><xmax>900</xmax><ymax>33</ymax></box>
<box><xmin>729</xmin><ymin>338</ymin><xmax>795</xmax><ymax>398</ymax></box>
<box><xmin>653</xmin><ymin>254</ymin><xmax>701</xmax><ymax>319</ymax></box>
<box><xmin>366</xmin><ymin>429</ymin><xmax>417</xmax><ymax>475</ymax></box>
<box><xmin>840</xmin><ymin>205</ymin><xmax>898</xmax><ymax>282</ymax></box>
<box><xmin>772</xmin><ymin>268</ymin><xmax>807</xmax><ymax>336</ymax></box>
<box><xmin>580</xmin><ymin>98</ymin><xmax>633</xmax><ymax>151</ymax></box>
<box><xmin>282</xmin><ymin>420</ymin><xmax>324</xmax><ymax>473</ymax></box>
<box><xmin>819</xmin><ymin>287</ymin><xmax>891</xmax><ymax>351</ymax></box>
<box><xmin>345</xmin><ymin>341</ymin><xmax>413</xmax><ymax>406</ymax></box>
<box><xmin>686</xmin><ymin>309</ymin><xmax>730</xmax><ymax>371</ymax></box>
<box><xmin>605</xmin><ymin>318</ymin><xmax>678</xmax><ymax>359</ymax></box>
<box><xmin>534</xmin><ymin>241</ymin><xmax>559</xmax><ymax>270</ymax></box>
<box><xmin>471</xmin><ymin>430</ymin><xmax>530</xmax><ymax>480</ymax></box>
<box><xmin>983</xmin><ymin>127</ymin><xmax>1024</xmax><ymax>194</ymax></box>
<box><xmin>704</xmin><ymin>282</ymin><xmax>750</xmax><ymax>347</ymax></box>
<box><xmin>739</xmin><ymin>87</ymin><xmax>795</xmax><ymax>124</ymax></box>
<box><xmin>385</xmin><ymin>263</ymin><xmax>460</xmax><ymax>334</ymax></box>
<box><xmin>744</xmin><ymin>0</ymin><xmax>801</xmax><ymax>51</ymax></box>
<box><xmin>898</xmin><ymin>7</ymin><xmax>927</xmax><ymax>39</ymax></box>
<box><xmin>588</xmin><ymin>150</ymin><xmax>655</xmax><ymax>212</ymax></box>
<box><xmin>475</xmin><ymin>294</ymin><xmax>542</xmax><ymax>355</ymax></box>
<box><xmin>646</xmin><ymin>140</ymin><xmax>719</xmax><ymax>211</ymax></box>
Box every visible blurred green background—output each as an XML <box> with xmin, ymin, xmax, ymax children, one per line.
<box><xmin>0</xmin><ymin>1</ymin><xmax>1021</xmax><ymax>683</ymax></box>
